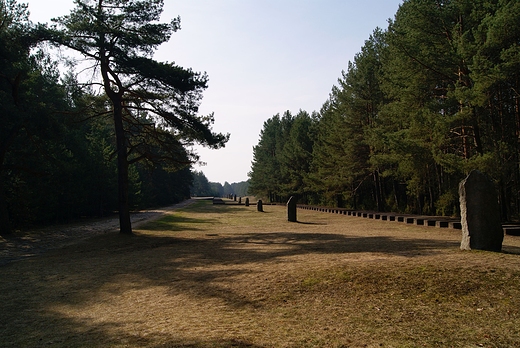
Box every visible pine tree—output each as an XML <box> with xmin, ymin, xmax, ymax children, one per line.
<box><xmin>46</xmin><ymin>0</ymin><xmax>229</xmax><ymax>234</ymax></box>
<box><xmin>308</xmin><ymin>30</ymin><xmax>385</xmax><ymax>209</ymax></box>
<box><xmin>248</xmin><ymin>115</ymin><xmax>283</xmax><ymax>201</ymax></box>
<box><xmin>279</xmin><ymin>110</ymin><xmax>316</xmax><ymax>202</ymax></box>
<box><xmin>248</xmin><ymin>112</ymin><xmax>294</xmax><ymax>202</ymax></box>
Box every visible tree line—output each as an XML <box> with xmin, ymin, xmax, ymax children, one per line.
<box><xmin>190</xmin><ymin>171</ymin><xmax>250</xmax><ymax>198</ymax></box>
<box><xmin>0</xmin><ymin>0</ymin><xmax>228</xmax><ymax>235</ymax></box>
<box><xmin>249</xmin><ymin>0</ymin><xmax>520</xmax><ymax>220</ymax></box>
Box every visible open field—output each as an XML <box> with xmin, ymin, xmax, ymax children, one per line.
<box><xmin>1</xmin><ymin>200</ymin><xmax>520</xmax><ymax>347</ymax></box>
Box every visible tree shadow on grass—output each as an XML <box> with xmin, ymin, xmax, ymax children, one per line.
<box><xmin>0</xmin><ymin>230</ymin><xmax>503</xmax><ymax>347</ymax></box>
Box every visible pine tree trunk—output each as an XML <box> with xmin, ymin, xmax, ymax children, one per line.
<box><xmin>373</xmin><ymin>170</ymin><xmax>383</xmax><ymax>212</ymax></box>
<box><xmin>113</xmin><ymin>103</ymin><xmax>132</xmax><ymax>235</ymax></box>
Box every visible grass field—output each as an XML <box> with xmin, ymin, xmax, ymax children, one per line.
<box><xmin>1</xmin><ymin>200</ymin><xmax>520</xmax><ymax>347</ymax></box>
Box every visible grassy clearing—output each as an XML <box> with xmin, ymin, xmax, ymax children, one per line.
<box><xmin>1</xmin><ymin>200</ymin><xmax>520</xmax><ymax>347</ymax></box>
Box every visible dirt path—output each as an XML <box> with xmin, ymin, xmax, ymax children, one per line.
<box><xmin>0</xmin><ymin>199</ymin><xmax>195</xmax><ymax>266</ymax></box>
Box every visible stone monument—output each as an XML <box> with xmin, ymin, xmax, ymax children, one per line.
<box><xmin>257</xmin><ymin>199</ymin><xmax>263</xmax><ymax>212</ymax></box>
<box><xmin>287</xmin><ymin>196</ymin><xmax>297</xmax><ymax>222</ymax></box>
<box><xmin>245</xmin><ymin>198</ymin><xmax>250</xmax><ymax>207</ymax></box>
<box><xmin>459</xmin><ymin>170</ymin><xmax>503</xmax><ymax>252</ymax></box>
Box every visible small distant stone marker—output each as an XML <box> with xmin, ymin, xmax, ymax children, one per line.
<box><xmin>238</xmin><ymin>197</ymin><xmax>242</xmax><ymax>204</ymax></box>
<box><xmin>245</xmin><ymin>198</ymin><xmax>250</xmax><ymax>207</ymax></box>
<box><xmin>287</xmin><ymin>196</ymin><xmax>297</xmax><ymax>222</ymax></box>
<box><xmin>459</xmin><ymin>170</ymin><xmax>503</xmax><ymax>252</ymax></box>
<box><xmin>257</xmin><ymin>199</ymin><xmax>263</xmax><ymax>212</ymax></box>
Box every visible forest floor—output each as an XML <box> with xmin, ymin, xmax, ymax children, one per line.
<box><xmin>1</xmin><ymin>200</ymin><xmax>520</xmax><ymax>347</ymax></box>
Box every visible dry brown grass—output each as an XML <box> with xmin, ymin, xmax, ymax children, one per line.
<box><xmin>1</xmin><ymin>200</ymin><xmax>520</xmax><ymax>347</ymax></box>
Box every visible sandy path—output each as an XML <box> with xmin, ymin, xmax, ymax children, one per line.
<box><xmin>0</xmin><ymin>199</ymin><xmax>195</xmax><ymax>266</ymax></box>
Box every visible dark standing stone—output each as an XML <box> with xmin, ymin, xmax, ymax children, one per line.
<box><xmin>459</xmin><ymin>170</ymin><xmax>503</xmax><ymax>252</ymax></box>
<box><xmin>287</xmin><ymin>196</ymin><xmax>297</xmax><ymax>222</ymax></box>
<box><xmin>257</xmin><ymin>199</ymin><xmax>263</xmax><ymax>212</ymax></box>
<box><xmin>233</xmin><ymin>194</ymin><xmax>237</xmax><ymax>202</ymax></box>
<box><xmin>238</xmin><ymin>197</ymin><xmax>242</xmax><ymax>204</ymax></box>
<box><xmin>245</xmin><ymin>198</ymin><xmax>250</xmax><ymax>207</ymax></box>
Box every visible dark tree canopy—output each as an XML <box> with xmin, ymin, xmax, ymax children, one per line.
<box><xmin>0</xmin><ymin>0</ymin><xmax>69</xmax><ymax>234</ymax></box>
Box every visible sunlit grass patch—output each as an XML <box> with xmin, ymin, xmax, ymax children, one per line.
<box><xmin>139</xmin><ymin>213</ymin><xmax>217</xmax><ymax>232</ymax></box>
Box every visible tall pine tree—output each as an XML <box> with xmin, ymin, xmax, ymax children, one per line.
<box><xmin>46</xmin><ymin>0</ymin><xmax>229</xmax><ymax>234</ymax></box>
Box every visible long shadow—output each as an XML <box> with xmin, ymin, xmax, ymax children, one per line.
<box><xmin>0</xmin><ymin>228</ymin><xmax>509</xmax><ymax>347</ymax></box>
<box><xmin>297</xmin><ymin>221</ymin><xmax>327</xmax><ymax>225</ymax></box>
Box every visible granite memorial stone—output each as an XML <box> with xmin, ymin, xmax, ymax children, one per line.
<box><xmin>459</xmin><ymin>170</ymin><xmax>503</xmax><ymax>252</ymax></box>
<box><xmin>287</xmin><ymin>196</ymin><xmax>297</xmax><ymax>222</ymax></box>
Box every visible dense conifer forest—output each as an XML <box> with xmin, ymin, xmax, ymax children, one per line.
<box><xmin>249</xmin><ymin>0</ymin><xmax>520</xmax><ymax>221</ymax></box>
<box><xmin>0</xmin><ymin>0</ymin><xmax>228</xmax><ymax>234</ymax></box>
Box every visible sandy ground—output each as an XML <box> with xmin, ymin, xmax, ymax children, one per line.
<box><xmin>0</xmin><ymin>199</ymin><xmax>195</xmax><ymax>266</ymax></box>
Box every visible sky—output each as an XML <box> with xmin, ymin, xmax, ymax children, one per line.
<box><xmin>27</xmin><ymin>0</ymin><xmax>403</xmax><ymax>185</ymax></box>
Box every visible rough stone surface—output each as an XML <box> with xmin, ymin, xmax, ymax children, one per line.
<box><xmin>287</xmin><ymin>196</ymin><xmax>297</xmax><ymax>222</ymax></box>
<box><xmin>257</xmin><ymin>200</ymin><xmax>263</xmax><ymax>212</ymax></box>
<box><xmin>459</xmin><ymin>170</ymin><xmax>503</xmax><ymax>252</ymax></box>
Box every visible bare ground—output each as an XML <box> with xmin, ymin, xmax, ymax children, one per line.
<box><xmin>0</xmin><ymin>199</ymin><xmax>195</xmax><ymax>266</ymax></box>
<box><xmin>1</xmin><ymin>200</ymin><xmax>520</xmax><ymax>347</ymax></box>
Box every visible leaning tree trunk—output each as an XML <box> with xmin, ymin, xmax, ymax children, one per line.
<box><xmin>113</xmin><ymin>102</ymin><xmax>132</xmax><ymax>235</ymax></box>
<box><xmin>100</xmin><ymin>43</ymin><xmax>133</xmax><ymax>235</ymax></box>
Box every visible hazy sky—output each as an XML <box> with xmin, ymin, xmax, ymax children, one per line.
<box><xmin>28</xmin><ymin>0</ymin><xmax>403</xmax><ymax>184</ymax></box>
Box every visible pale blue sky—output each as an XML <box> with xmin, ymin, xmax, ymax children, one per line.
<box><xmin>28</xmin><ymin>0</ymin><xmax>403</xmax><ymax>184</ymax></box>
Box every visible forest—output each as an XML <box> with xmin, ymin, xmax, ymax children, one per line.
<box><xmin>249</xmin><ymin>0</ymin><xmax>520</xmax><ymax>221</ymax></box>
<box><xmin>0</xmin><ymin>0</ymin><xmax>229</xmax><ymax>235</ymax></box>
<box><xmin>190</xmin><ymin>171</ymin><xmax>249</xmax><ymax>198</ymax></box>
